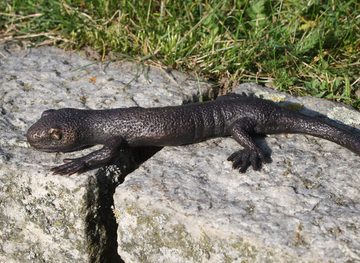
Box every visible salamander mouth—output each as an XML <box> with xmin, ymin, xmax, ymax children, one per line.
<box><xmin>29</xmin><ymin>142</ymin><xmax>93</xmax><ymax>153</ymax></box>
<box><xmin>35</xmin><ymin>147</ymin><xmax>61</xmax><ymax>153</ymax></box>
<box><xmin>27</xmin><ymin>142</ymin><xmax>62</xmax><ymax>152</ymax></box>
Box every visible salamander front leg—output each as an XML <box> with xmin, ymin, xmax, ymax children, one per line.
<box><xmin>51</xmin><ymin>145</ymin><xmax>119</xmax><ymax>175</ymax></box>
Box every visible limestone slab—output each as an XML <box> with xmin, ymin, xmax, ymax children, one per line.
<box><xmin>115</xmin><ymin>84</ymin><xmax>360</xmax><ymax>262</ymax></box>
<box><xmin>0</xmin><ymin>46</ymin><xmax>209</xmax><ymax>262</ymax></box>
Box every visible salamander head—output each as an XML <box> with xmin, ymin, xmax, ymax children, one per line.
<box><xmin>26</xmin><ymin>109</ymin><xmax>88</xmax><ymax>153</ymax></box>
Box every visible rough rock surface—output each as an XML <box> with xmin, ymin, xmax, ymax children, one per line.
<box><xmin>114</xmin><ymin>84</ymin><xmax>360</xmax><ymax>262</ymax></box>
<box><xmin>0</xmin><ymin>45</ymin><xmax>210</xmax><ymax>262</ymax></box>
<box><xmin>1</xmin><ymin>44</ymin><xmax>360</xmax><ymax>263</ymax></box>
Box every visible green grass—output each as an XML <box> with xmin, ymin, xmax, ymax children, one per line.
<box><xmin>1</xmin><ymin>0</ymin><xmax>359</xmax><ymax>108</ymax></box>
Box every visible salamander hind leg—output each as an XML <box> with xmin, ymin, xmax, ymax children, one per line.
<box><xmin>228</xmin><ymin>119</ymin><xmax>271</xmax><ymax>173</ymax></box>
<box><xmin>227</xmin><ymin>148</ymin><xmax>270</xmax><ymax>173</ymax></box>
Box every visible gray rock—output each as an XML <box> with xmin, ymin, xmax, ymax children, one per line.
<box><xmin>114</xmin><ymin>84</ymin><xmax>360</xmax><ymax>262</ymax></box>
<box><xmin>0</xmin><ymin>46</ymin><xmax>210</xmax><ymax>262</ymax></box>
<box><xmin>2</xmin><ymin>45</ymin><xmax>360</xmax><ymax>263</ymax></box>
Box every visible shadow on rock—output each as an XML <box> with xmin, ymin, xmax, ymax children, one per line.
<box><xmin>85</xmin><ymin>146</ymin><xmax>161</xmax><ymax>263</ymax></box>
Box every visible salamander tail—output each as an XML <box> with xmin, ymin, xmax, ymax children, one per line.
<box><xmin>265</xmin><ymin>109</ymin><xmax>360</xmax><ymax>155</ymax></box>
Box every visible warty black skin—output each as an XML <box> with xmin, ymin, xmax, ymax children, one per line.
<box><xmin>26</xmin><ymin>93</ymin><xmax>360</xmax><ymax>175</ymax></box>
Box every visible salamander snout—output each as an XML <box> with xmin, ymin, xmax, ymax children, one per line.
<box><xmin>27</xmin><ymin>124</ymin><xmax>63</xmax><ymax>152</ymax></box>
<box><xmin>26</xmin><ymin>109</ymin><xmax>83</xmax><ymax>153</ymax></box>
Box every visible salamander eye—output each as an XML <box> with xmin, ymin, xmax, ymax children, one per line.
<box><xmin>49</xmin><ymin>128</ymin><xmax>62</xmax><ymax>140</ymax></box>
<box><xmin>42</xmin><ymin>109</ymin><xmax>56</xmax><ymax>117</ymax></box>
